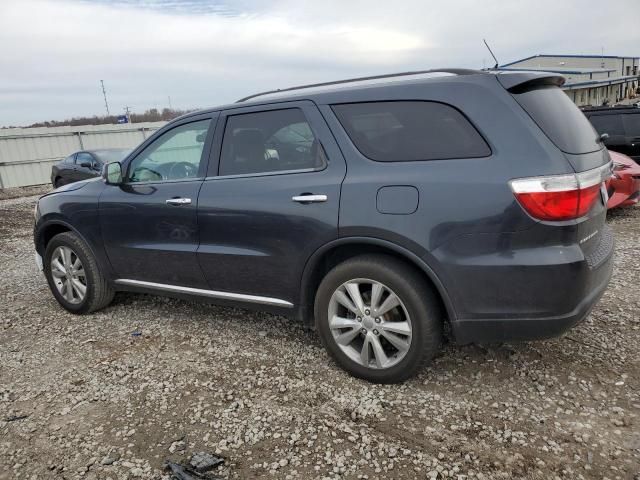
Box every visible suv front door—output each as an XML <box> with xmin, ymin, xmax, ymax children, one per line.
<box><xmin>197</xmin><ymin>101</ymin><xmax>346</xmax><ymax>306</ymax></box>
<box><xmin>99</xmin><ymin>114</ymin><xmax>217</xmax><ymax>288</ymax></box>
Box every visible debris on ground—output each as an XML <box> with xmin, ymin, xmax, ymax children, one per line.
<box><xmin>165</xmin><ymin>460</ymin><xmax>223</xmax><ymax>480</ymax></box>
<box><xmin>4</xmin><ymin>414</ymin><xmax>29</xmax><ymax>422</ymax></box>
<box><xmin>189</xmin><ymin>452</ymin><xmax>224</xmax><ymax>472</ymax></box>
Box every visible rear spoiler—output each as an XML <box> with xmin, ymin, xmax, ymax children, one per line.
<box><xmin>494</xmin><ymin>71</ymin><xmax>566</xmax><ymax>94</ymax></box>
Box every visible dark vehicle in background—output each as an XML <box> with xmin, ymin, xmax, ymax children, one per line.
<box><xmin>51</xmin><ymin>149</ymin><xmax>130</xmax><ymax>188</ymax></box>
<box><xmin>583</xmin><ymin>105</ymin><xmax>640</xmax><ymax>160</ymax></box>
<box><xmin>34</xmin><ymin>69</ymin><xmax>613</xmax><ymax>383</ymax></box>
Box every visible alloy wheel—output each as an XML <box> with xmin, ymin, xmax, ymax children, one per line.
<box><xmin>50</xmin><ymin>246</ymin><xmax>87</xmax><ymax>304</ymax></box>
<box><xmin>328</xmin><ymin>278</ymin><xmax>412</xmax><ymax>369</ymax></box>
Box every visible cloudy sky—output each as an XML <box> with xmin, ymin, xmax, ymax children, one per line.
<box><xmin>1</xmin><ymin>0</ymin><xmax>639</xmax><ymax>126</ymax></box>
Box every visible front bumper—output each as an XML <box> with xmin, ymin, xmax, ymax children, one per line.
<box><xmin>35</xmin><ymin>251</ymin><xmax>43</xmax><ymax>272</ymax></box>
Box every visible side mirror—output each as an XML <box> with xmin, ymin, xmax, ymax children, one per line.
<box><xmin>80</xmin><ymin>161</ymin><xmax>92</xmax><ymax>168</ymax></box>
<box><xmin>103</xmin><ymin>162</ymin><xmax>123</xmax><ymax>185</ymax></box>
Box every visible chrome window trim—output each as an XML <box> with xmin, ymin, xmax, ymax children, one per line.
<box><xmin>114</xmin><ymin>279</ymin><xmax>293</xmax><ymax>307</ymax></box>
<box><xmin>204</xmin><ymin>165</ymin><xmax>325</xmax><ymax>181</ymax></box>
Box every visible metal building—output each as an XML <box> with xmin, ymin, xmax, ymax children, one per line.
<box><xmin>0</xmin><ymin>122</ymin><xmax>166</xmax><ymax>188</ymax></box>
<box><xmin>498</xmin><ymin>54</ymin><xmax>640</xmax><ymax>106</ymax></box>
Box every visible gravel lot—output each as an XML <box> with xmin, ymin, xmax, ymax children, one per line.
<box><xmin>1</xmin><ymin>189</ymin><xmax>639</xmax><ymax>480</ymax></box>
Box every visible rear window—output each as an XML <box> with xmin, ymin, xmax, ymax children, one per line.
<box><xmin>512</xmin><ymin>86</ymin><xmax>600</xmax><ymax>154</ymax></box>
<box><xmin>332</xmin><ymin>101</ymin><xmax>491</xmax><ymax>162</ymax></box>
<box><xmin>622</xmin><ymin>113</ymin><xmax>640</xmax><ymax>136</ymax></box>
<box><xmin>588</xmin><ymin>114</ymin><xmax>624</xmax><ymax>136</ymax></box>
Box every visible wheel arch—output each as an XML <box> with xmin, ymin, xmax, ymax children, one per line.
<box><xmin>35</xmin><ymin>219</ymin><xmax>97</xmax><ymax>263</ymax></box>
<box><xmin>299</xmin><ymin>237</ymin><xmax>456</xmax><ymax>328</ymax></box>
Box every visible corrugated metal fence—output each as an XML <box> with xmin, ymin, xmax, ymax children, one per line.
<box><xmin>0</xmin><ymin>122</ymin><xmax>166</xmax><ymax>188</ymax></box>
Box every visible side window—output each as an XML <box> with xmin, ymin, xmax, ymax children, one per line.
<box><xmin>589</xmin><ymin>114</ymin><xmax>624</xmax><ymax>136</ymax></box>
<box><xmin>76</xmin><ymin>152</ymin><xmax>94</xmax><ymax>167</ymax></box>
<box><xmin>127</xmin><ymin>119</ymin><xmax>210</xmax><ymax>183</ymax></box>
<box><xmin>64</xmin><ymin>154</ymin><xmax>76</xmax><ymax>164</ymax></box>
<box><xmin>332</xmin><ymin>101</ymin><xmax>491</xmax><ymax>161</ymax></box>
<box><xmin>219</xmin><ymin>108</ymin><xmax>326</xmax><ymax>176</ymax></box>
<box><xmin>621</xmin><ymin>114</ymin><xmax>640</xmax><ymax>136</ymax></box>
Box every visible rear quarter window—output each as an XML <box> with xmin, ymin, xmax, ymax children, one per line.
<box><xmin>588</xmin><ymin>114</ymin><xmax>624</xmax><ymax>136</ymax></box>
<box><xmin>512</xmin><ymin>86</ymin><xmax>600</xmax><ymax>154</ymax></box>
<box><xmin>332</xmin><ymin>101</ymin><xmax>491</xmax><ymax>161</ymax></box>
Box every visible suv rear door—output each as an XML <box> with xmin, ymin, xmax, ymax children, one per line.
<box><xmin>196</xmin><ymin>101</ymin><xmax>346</xmax><ymax>307</ymax></box>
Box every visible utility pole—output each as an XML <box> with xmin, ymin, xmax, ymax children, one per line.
<box><xmin>124</xmin><ymin>105</ymin><xmax>132</xmax><ymax>124</ymax></box>
<box><xmin>168</xmin><ymin>96</ymin><xmax>173</xmax><ymax>110</ymax></box>
<box><xmin>100</xmin><ymin>80</ymin><xmax>110</xmax><ymax>116</ymax></box>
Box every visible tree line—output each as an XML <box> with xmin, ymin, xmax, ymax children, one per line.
<box><xmin>9</xmin><ymin>108</ymin><xmax>195</xmax><ymax>128</ymax></box>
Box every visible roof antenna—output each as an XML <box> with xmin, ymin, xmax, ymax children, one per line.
<box><xmin>483</xmin><ymin>39</ymin><xmax>499</xmax><ymax>69</ymax></box>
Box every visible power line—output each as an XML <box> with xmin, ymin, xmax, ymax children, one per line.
<box><xmin>100</xmin><ymin>80</ymin><xmax>110</xmax><ymax>116</ymax></box>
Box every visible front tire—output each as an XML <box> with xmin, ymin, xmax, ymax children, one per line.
<box><xmin>43</xmin><ymin>232</ymin><xmax>114</xmax><ymax>314</ymax></box>
<box><xmin>315</xmin><ymin>255</ymin><xmax>443</xmax><ymax>383</ymax></box>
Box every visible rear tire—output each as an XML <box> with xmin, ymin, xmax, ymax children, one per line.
<box><xmin>43</xmin><ymin>231</ymin><xmax>114</xmax><ymax>314</ymax></box>
<box><xmin>53</xmin><ymin>177</ymin><xmax>62</xmax><ymax>188</ymax></box>
<box><xmin>314</xmin><ymin>254</ymin><xmax>442</xmax><ymax>383</ymax></box>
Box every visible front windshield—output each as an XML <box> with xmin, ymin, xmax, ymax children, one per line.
<box><xmin>95</xmin><ymin>149</ymin><xmax>131</xmax><ymax>164</ymax></box>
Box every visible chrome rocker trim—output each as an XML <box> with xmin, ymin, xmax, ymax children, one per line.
<box><xmin>114</xmin><ymin>279</ymin><xmax>294</xmax><ymax>307</ymax></box>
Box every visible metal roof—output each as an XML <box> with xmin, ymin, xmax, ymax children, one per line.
<box><xmin>501</xmin><ymin>53</ymin><xmax>639</xmax><ymax>68</ymax></box>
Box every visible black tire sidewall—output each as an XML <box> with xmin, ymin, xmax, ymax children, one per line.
<box><xmin>44</xmin><ymin>233</ymin><xmax>96</xmax><ymax>314</ymax></box>
<box><xmin>315</xmin><ymin>256</ymin><xmax>441</xmax><ymax>383</ymax></box>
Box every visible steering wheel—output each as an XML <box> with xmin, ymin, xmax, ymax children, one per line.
<box><xmin>168</xmin><ymin>162</ymin><xmax>198</xmax><ymax>179</ymax></box>
<box><xmin>132</xmin><ymin>166</ymin><xmax>163</xmax><ymax>182</ymax></box>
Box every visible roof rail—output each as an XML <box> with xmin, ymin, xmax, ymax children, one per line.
<box><xmin>235</xmin><ymin>68</ymin><xmax>483</xmax><ymax>103</ymax></box>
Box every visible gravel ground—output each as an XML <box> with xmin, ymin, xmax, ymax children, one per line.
<box><xmin>1</xmin><ymin>191</ymin><xmax>638</xmax><ymax>480</ymax></box>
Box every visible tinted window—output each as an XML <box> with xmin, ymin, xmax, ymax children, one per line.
<box><xmin>622</xmin><ymin>113</ymin><xmax>640</xmax><ymax>136</ymax></box>
<box><xmin>128</xmin><ymin>120</ymin><xmax>210</xmax><ymax>183</ymax></box>
<box><xmin>76</xmin><ymin>152</ymin><xmax>94</xmax><ymax>167</ymax></box>
<box><xmin>64</xmin><ymin>154</ymin><xmax>76</xmax><ymax>164</ymax></box>
<box><xmin>95</xmin><ymin>149</ymin><xmax>130</xmax><ymax>164</ymax></box>
<box><xmin>219</xmin><ymin>108</ymin><xmax>325</xmax><ymax>176</ymax></box>
<box><xmin>332</xmin><ymin>101</ymin><xmax>491</xmax><ymax>162</ymax></box>
<box><xmin>512</xmin><ymin>86</ymin><xmax>600</xmax><ymax>154</ymax></box>
<box><xmin>588</xmin><ymin>114</ymin><xmax>624</xmax><ymax>136</ymax></box>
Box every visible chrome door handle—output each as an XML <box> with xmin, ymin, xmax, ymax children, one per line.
<box><xmin>166</xmin><ymin>197</ymin><xmax>192</xmax><ymax>206</ymax></box>
<box><xmin>292</xmin><ymin>194</ymin><xmax>328</xmax><ymax>203</ymax></box>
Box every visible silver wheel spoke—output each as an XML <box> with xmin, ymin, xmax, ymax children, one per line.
<box><xmin>380</xmin><ymin>321</ymin><xmax>411</xmax><ymax>336</ymax></box>
<box><xmin>370</xmin><ymin>335</ymin><xmax>389</xmax><ymax>368</ymax></box>
<box><xmin>330</xmin><ymin>315</ymin><xmax>360</xmax><ymax>330</ymax></box>
<box><xmin>335</xmin><ymin>327</ymin><xmax>361</xmax><ymax>346</ymax></box>
<box><xmin>360</xmin><ymin>335</ymin><xmax>372</xmax><ymax>365</ymax></box>
<box><xmin>71</xmin><ymin>278</ymin><xmax>87</xmax><ymax>297</ymax></box>
<box><xmin>334</xmin><ymin>290</ymin><xmax>359</xmax><ymax>316</ymax></box>
<box><xmin>380</xmin><ymin>329</ymin><xmax>410</xmax><ymax>353</ymax></box>
<box><xmin>344</xmin><ymin>282</ymin><xmax>365</xmax><ymax>313</ymax></box>
<box><xmin>63</xmin><ymin>278</ymin><xmax>74</xmax><ymax>301</ymax></box>
<box><xmin>370</xmin><ymin>283</ymin><xmax>384</xmax><ymax>312</ymax></box>
<box><xmin>376</xmin><ymin>292</ymin><xmax>401</xmax><ymax>316</ymax></box>
<box><xmin>72</xmin><ymin>257</ymin><xmax>82</xmax><ymax>270</ymax></box>
<box><xmin>62</xmin><ymin>247</ymin><xmax>72</xmax><ymax>269</ymax></box>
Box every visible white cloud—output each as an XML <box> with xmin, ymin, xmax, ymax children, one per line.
<box><xmin>0</xmin><ymin>0</ymin><xmax>638</xmax><ymax>125</ymax></box>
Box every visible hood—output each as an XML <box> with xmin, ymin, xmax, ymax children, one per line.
<box><xmin>41</xmin><ymin>177</ymin><xmax>101</xmax><ymax>198</ymax></box>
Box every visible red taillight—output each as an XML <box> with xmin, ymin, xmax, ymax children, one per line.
<box><xmin>510</xmin><ymin>164</ymin><xmax>611</xmax><ymax>221</ymax></box>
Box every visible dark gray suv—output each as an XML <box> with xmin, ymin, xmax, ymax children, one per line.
<box><xmin>33</xmin><ymin>69</ymin><xmax>614</xmax><ymax>383</ymax></box>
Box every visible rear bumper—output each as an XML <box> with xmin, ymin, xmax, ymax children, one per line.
<box><xmin>440</xmin><ymin>225</ymin><xmax>615</xmax><ymax>345</ymax></box>
<box><xmin>451</xmin><ymin>254</ymin><xmax>612</xmax><ymax>344</ymax></box>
